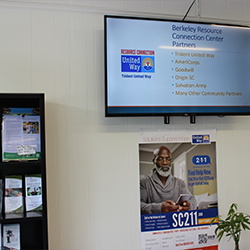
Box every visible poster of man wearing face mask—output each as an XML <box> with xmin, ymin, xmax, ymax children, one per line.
<box><xmin>139</xmin><ymin>129</ymin><xmax>218</xmax><ymax>250</ymax></box>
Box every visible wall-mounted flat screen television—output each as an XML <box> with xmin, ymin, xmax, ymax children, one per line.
<box><xmin>105</xmin><ymin>15</ymin><xmax>250</xmax><ymax>118</ymax></box>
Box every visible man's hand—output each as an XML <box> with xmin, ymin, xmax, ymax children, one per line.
<box><xmin>180</xmin><ymin>201</ymin><xmax>190</xmax><ymax>211</ymax></box>
<box><xmin>161</xmin><ymin>200</ymin><xmax>180</xmax><ymax>213</ymax></box>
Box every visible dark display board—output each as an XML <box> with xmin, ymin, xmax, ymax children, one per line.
<box><xmin>0</xmin><ymin>93</ymin><xmax>48</xmax><ymax>250</ymax></box>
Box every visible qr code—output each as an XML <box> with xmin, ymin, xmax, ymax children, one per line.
<box><xmin>198</xmin><ymin>234</ymin><xmax>208</xmax><ymax>244</ymax></box>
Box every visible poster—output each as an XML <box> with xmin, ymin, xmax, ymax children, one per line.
<box><xmin>2</xmin><ymin>107</ymin><xmax>41</xmax><ymax>161</ymax></box>
<box><xmin>139</xmin><ymin>129</ymin><xmax>218</xmax><ymax>250</ymax></box>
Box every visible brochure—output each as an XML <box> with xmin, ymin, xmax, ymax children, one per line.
<box><xmin>5</xmin><ymin>176</ymin><xmax>23</xmax><ymax>217</ymax></box>
<box><xmin>0</xmin><ymin>179</ymin><xmax>3</xmax><ymax>219</ymax></box>
<box><xmin>25</xmin><ymin>174</ymin><xmax>42</xmax><ymax>214</ymax></box>
<box><xmin>3</xmin><ymin>223</ymin><xmax>21</xmax><ymax>250</ymax></box>
<box><xmin>2</xmin><ymin>107</ymin><xmax>41</xmax><ymax>161</ymax></box>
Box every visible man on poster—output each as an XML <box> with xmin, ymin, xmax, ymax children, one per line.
<box><xmin>140</xmin><ymin>146</ymin><xmax>197</xmax><ymax>214</ymax></box>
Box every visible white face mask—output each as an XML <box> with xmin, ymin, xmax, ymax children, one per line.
<box><xmin>155</xmin><ymin>164</ymin><xmax>172</xmax><ymax>177</ymax></box>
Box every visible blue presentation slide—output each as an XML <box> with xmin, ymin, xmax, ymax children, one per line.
<box><xmin>106</xmin><ymin>17</ymin><xmax>250</xmax><ymax>112</ymax></box>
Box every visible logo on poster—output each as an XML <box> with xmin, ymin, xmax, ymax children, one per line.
<box><xmin>203</xmin><ymin>135</ymin><xmax>210</xmax><ymax>142</ymax></box>
<box><xmin>192</xmin><ymin>134</ymin><xmax>210</xmax><ymax>144</ymax></box>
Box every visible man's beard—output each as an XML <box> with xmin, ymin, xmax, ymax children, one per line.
<box><xmin>155</xmin><ymin>164</ymin><xmax>172</xmax><ymax>177</ymax></box>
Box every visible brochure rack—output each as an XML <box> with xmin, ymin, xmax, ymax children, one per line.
<box><xmin>0</xmin><ymin>93</ymin><xmax>48</xmax><ymax>250</ymax></box>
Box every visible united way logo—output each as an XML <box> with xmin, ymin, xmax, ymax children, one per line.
<box><xmin>192</xmin><ymin>134</ymin><xmax>210</xmax><ymax>144</ymax></box>
<box><xmin>203</xmin><ymin>135</ymin><xmax>210</xmax><ymax>143</ymax></box>
<box><xmin>142</xmin><ymin>57</ymin><xmax>154</xmax><ymax>72</ymax></box>
<box><xmin>121</xmin><ymin>49</ymin><xmax>155</xmax><ymax>73</ymax></box>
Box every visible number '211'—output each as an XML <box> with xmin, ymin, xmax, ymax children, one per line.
<box><xmin>196</xmin><ymin>156</ymin><xmax>207</xmax><ymax>164</ymax></box>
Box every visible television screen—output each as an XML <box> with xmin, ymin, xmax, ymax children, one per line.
<box><xmin>105</xmin><ymin>15</ymin><xmax>250</xmax><ymax>117</ymax></box>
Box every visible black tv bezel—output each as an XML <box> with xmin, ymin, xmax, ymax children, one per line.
<box><xmin>104</xmin><ymin>15</ymin><xmax>250</xmax><ymax>118</ymax></box>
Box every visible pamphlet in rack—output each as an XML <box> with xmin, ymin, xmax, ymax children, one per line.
<box><xmin>5</xmin><ymin>176</ymin><xmax>23</xmax><ymax>218</ymax></box>
<box><xmin>2</xmin><ymin>107</ymin><xmax>41</xmax><ymax>161</ymax></box>
<box><xmin>0</xmin><ymin>179</ymin><xmax>3</xmax><ymax>219</ymax></box>
<box><xmin>25</xmin><ymin>174</ymin><xmax>43</xmax><ymax>217</ymax></box>
<box><xmin>3</xmin><ymin>223</ymin><xmax>21</xmax><ymax>250</ymax></box>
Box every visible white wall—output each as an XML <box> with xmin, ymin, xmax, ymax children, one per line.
<box><xmin>0</xmin><ymin>0</ymin><xmax>250</xmax><ymax>249</ymax></box>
